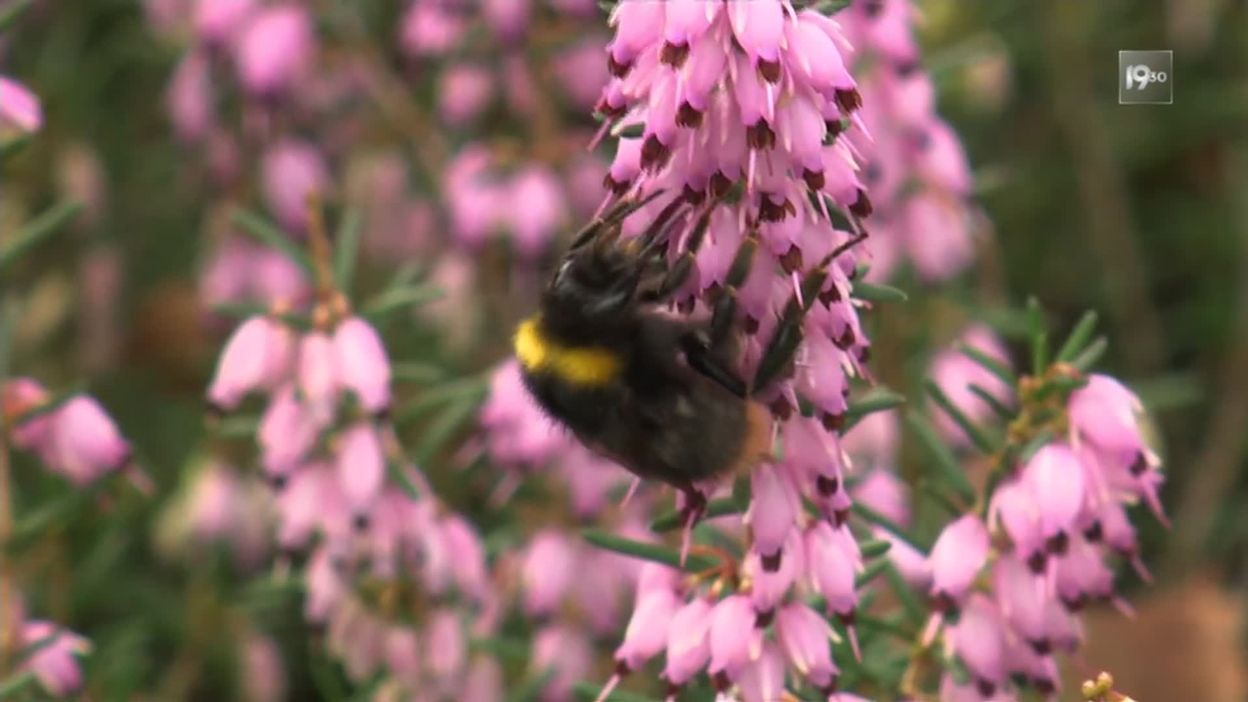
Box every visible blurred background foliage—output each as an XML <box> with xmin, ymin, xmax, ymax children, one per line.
<box><xmin>1</xmin><ymin>0</ymin><xmax>1246</xmax><ymax>699</ymax></box>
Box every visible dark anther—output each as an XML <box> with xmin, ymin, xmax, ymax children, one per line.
<box><xmin>835</xmin><ymin>326</ymin><xmax>856</xmax><ymax>350</ymax></box>
<box><xmin>761</xmin><ymin>550</ymin><xmax>783</xmax><ymax>572</ymax></box>
<box><xmin>1084</xmin><ymin>520</ymin><xmax>1104</xmax><ymax>542</ymax></box>
<box><xmin>666</xmin><ymin>682</ymin><xmax>683</xmax><ymax>699</ymax></box>
<box><xmin>1029</xmin><ymin>638</ymin><xmax>1052</xmax><ymax>656</ymax></box>
<box><xmin>682</xmin><ymin>184</ymin><xmax>706</xmax><ymax>205</ymax></box>
<box><xmin>862</xmin><ymin>163</ymin><xmax>883</xmax><ymax>185</ymax></box>
<box><xmin>353</xmin><ymin>513</ymin><xmax>370</xmax><ymax>532</ymax></box>
<box><xmin>1027</xmin><ymin>550</ymin><xmax>1047</xmax><ymax>574</ymax></box>
<box><xmin>712</xmin><ymin>672</ymin><xmax>731</xmax><ymax>692</ymax></box>
<box><xmin>709</xmin><ymin>171</ymin><xmax>734</xmax><ymax>197</ymax></box>
<box><xmin>856</xmin><ymin>345</ymin><xmax>871</xmax><ymax>364</ymax></box>
<box><xmin>863</xmin><ymin>0</ymin><xmax>885</xmax><ymax>18</ymax></box>
<box><xmin>1045</xmin><ymin>531</ymin><xmax>1069</xmax><ymax>556</ymax></box>
<box><xmin>758</xmin><ymin>196</ymin><xmax>791</xmax><ymax>222</ymax></box>
<box><xmin>641</xmin><ymin>135</ymin><xmax>671</xmax><ymax>170</ymax></box>
<box><xmin>747</xmin><ymin>120</ymin><xmax>776</xmax><ymax>150</ymax></box>
<box><xmin>744</xmin><ymin>316</ymin><xmax>761</xmax><ymax>335</ymax></box>
<box><xmin>603</xmin><ymin>173</ymin><xmax>631</xmax><ymax>195</ymax></box>
<box><xmin>820</xmin><ymin>411</ymin><xmax>845</xmax><ymax>432</ymax></box>
<box><xmin>608</xmin><ymin>55</ymin><xmax>632</xmax><ymax>78</ymax></box>
<box><xmin>803</xmin><ymin>168</ymin><xmax>826</xmax><ymax>191</ymax></box>
<box><xmin>835</xmin><ymin>88</ymin><xmax>863</xmax><ymax>113</ymax></box>
<box><xmin>1032</xmin><ymin>678</ymin><xmax>1057</xmax><ymax>695</ymax></box>
<box><xmin>820</xmin><ymin>285</ymin><xmax>843</xmax><ymax>305</ymax></box>
<box><xmin>816</xmin><ymin>475</ymin><xmax>840</xmax><ymax>497</ymax></box>
<box><xmin>754</xmin><ymin>609</ymin><xmax>775</xmax><ymax>628</ymax></box>
<box><xmin>780</xmin><ymin>246</ymin><xmax>803</xmax><ymax>274</ymax></box>
<box><xmin>1129</xmin><ymin>452</ymin><xmax>1148</xmax><ymax>476</ymax></box>
<box><xmin>826</xmin><ymin>118</ymin><xmax>846</xmax><ymax>138</ymax></box>
<box><xmin>769</xmin><ymin>396</ymin><xmax>794</xmax><ymax>421</ymax></box>
<box><xmin>660</xmin><ymin>41</ymin><xmax>689</xmax><ymax>67</ymax></box>
<box><xmin>758</xmin><ymin>59</ymin><xmax>782</xmax><ymax>84</ymax></box>
<box><xmin>676</xmin><ymin>102</ymin><xmax>703</xmax><ymax>128</ymax></box>
<box><xmin>976</xmin><ymin>679</ymin><xmax>996</xmax><ymax>698</ymax></box>
<box><xmin>268</xmin><ymin>473</ymin><xmax>288</xmax><ymax>491</ymax></box>
<box><xmin>849</xmin><ymin>189</ymin><xmax>874</xmax><ymax>217</ymax></box>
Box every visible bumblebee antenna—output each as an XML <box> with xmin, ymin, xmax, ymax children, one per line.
<box><xmin>569</xmin><ymin>190</ymin><xmax>666</xmax><ymax>250</ymax></box>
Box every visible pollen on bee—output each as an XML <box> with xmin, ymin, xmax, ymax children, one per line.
<box><xmin>513</xmin><ymin>316</ymin><xmax>622</xmax><ymax>387</ymax></box>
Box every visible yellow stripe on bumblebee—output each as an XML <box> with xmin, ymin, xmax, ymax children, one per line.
<box><xmin>513</xmin><ymin>316</ymin><xmax>622</xmax><ymax>386</ymax></box>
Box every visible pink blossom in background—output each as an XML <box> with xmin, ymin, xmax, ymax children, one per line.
<box><xmin>930</xmin><ymin>324</ymin><xmax>1014</xmax><ymax>445</ymax></box>
<box><xmin>0</xmin><ymin>75</ymin><xmax>42</xmax><ymax>133</ymax></box>
<box><xmin>240</xmin><ymin>632</ymin><xmax>286</xmax><ymax>702</ymax></box>
<box><xmin>261</xmin><ymin>139</ymin><xmax>330</xmax><ymax>231</ymax></box>
<box><xmin>193</xmin><ymin>0</ymin><xmax>255</xmax><ymax>47</ymax></box>
<box><xmin>167</xmin><ymin>51</ymin><xmax>214</xmax><ymax>141</ymax></box>
<box><xmin>444</xmin><ymin>146</ymin><xmax>504</xmax><ymax>249</ymax></box>
<box><xmin>17</xmin><ymin>620</ymin><xmax>91</xmax><ymax>696</ymax></box>
<box><xmin>6</xmin><ymin>381</ymin><xmax>132</xmax><ymax>486</ymax></box>
<box><xmin>552</xmin><ymin>36</ymin><xmax>610</xmax><ymax>110</ymax></box>
<box><xmin>483</xmin><ymin>0</ymin><xmax>529</xmax><ymax>43</ymax></box>
<box><xmin>840</xmin><ymin>2</ymin><xmax>981</xmax><ymax>283</ymax></box>
<box><xmin>503</xmin><ymin>165</ymin><xmax>568</xmax><ymax>259</ymax></box>
<box><xmin>200</xmin><ymin>237</ymin><xmax>308</xmax><ymax>312</ymax></box>
<box><xmin>235</xmin><ymin>4</ymin><xmax>315</xmax><ymax>97</ymax></box>
<box><xmin>399</xmin><ymin>0</ymin><xmax>466</xmax><ymax>58</ymax></box>
<box><xmin>438</xmin><ymin>64</ymin><xmax>494</xmax><ymax>124</ymax></box>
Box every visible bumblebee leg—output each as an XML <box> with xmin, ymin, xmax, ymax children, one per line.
<box><xmin>678</xmin><ymin>486</ymin><xmax>709</xmax><ymax>567</ymax></box>
<box><xmin>708</xmin><ymin>228</ymin><xmax>761</xmax><ymax>349</ymax></box>
<box><xmin>638</xmin><ymin>206</ymin><xmax>714</xmax><ymax>303</ymax></box>
<box><xmin>569</xmin><ymin>189</ymin><xmax>667</xmax><ymax>250</ymax></box>
<box><xmin>751</xmin><ymin>233</ymin><xmax>867</xmax><ymax>393</ymax></box>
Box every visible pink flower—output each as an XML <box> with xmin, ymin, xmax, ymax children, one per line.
<box><xmin>235</xmin><ymin>5</ymin><xmax>315</xmax><ymax>97</ymax></box>
<box><xmin>927</xmin><ymin>514</ymin><xmax>989</xmax><ymax>605</ymax></box>
<box><xmin>805</xmin><ymin>521</ymin><xmax>861</xmax><ymax>618</ymax></box>
<box><xmin>1020</xmin><ymin>443</ymin><xmax>1086</xmax><ymax>549</ymax></box>
<box><xmin>615</xmin><ymin>586</ymin><xmax>679</xmax><ymax>673</ymax></box>
<box><xmin>258</xmin><ymin>385</ymin><xmax>320</xmax><ymax>480</ymax></box>
<box><xmin>3</xmin><ymin>377</ymin><xmax>53</xmax><ymax>450</ymax></box>
<box><xmin>947</xmin><ymin>594</ymin><xmax>1008</xmax><ymax>694</ymax></box>
<box><xmin>335</xmin><ymin>422</ymin><xmax>385</xmax><ymax>518</ymax></box>
<box><xmin>332</xmin><ymin>316</ymin><xmax>391</xmax><ymax>415</ymax></box>
<box><xmin>19</xmin><ymin>620</ymin><xmax>91</xmax><ymax>696</ymax></box>
<box><xmin>261</xmin><ymin>139</ymin><xmax>330</xmax><ymax>230</ymax></box>
<box><xmin>298</xmin><ymin>331</ymin><xmax>340</xmax><ymax>426</ymax></box>
<box><xmin>521</xmin><ymin>530</ymin><xmax>575</xmax><ymax>617</ymax></box>
<box><xmin>736</xmin><ymin>641</ymin><xmax>786</xmax><ymax>702</ymax></box>
<box><xmin>746</xmin><ymin>462</ymin><xmax>800</xmax><ymax>568</ymax></box>
<box><xmin>707</xmin><ymin>594</ymin><xmax>759</xmax><ymax>680</ymax></box>
<box><xmin>930</xmin><ymin>324</ymin><xmax>1013</xmax><ymax>445</ymax></box>
<box><xmin>0</xmin><ymin>76</ymin><xmax>43</xmax><ymax>133</ymax></box>
<box><xmin>399</xmin><ymin>1</ymin><xmax>465</xmax><ymax>57</ymax></box>
<box><xmin>424</xmin><ymin>608</ymin><xmax>467</xmax><ymax>681</ymax></box>
<box><xmin>207</xmin><ymin>316</ymin><xmax>294</xmax><ymax>411</ymax></box>
<box><xmin>553</xmin><ymin>37</ymin><xmax>610</xmax><ymax>110</ymax></box>
<box><xmin>502</xmin><ymin>166</ymin><xmax>567</xmax><ymax>259</ymax></box>
<box><xmin>167</xmin><ymin>51</ymin><xmax>214</xmax><ymax>141</ymax></box>
<box><xmin>438</xmin><ymin>64</ymin><xmax>494</xmax><ymax>124</ymax></box>
<box><xmin>775</xmin><ymin>602</ymin><xmax>838</xmax><ymax>692</ymax></box>
<box><xmin>663</xmin><ymin>598</ymin><xmax>713</xmax><ymax>687</ymax></box>
<box><xmin>533</xmin><ymin>624</ymin><xmax>591</xmax><ymax>702</ymax></box>
<box><xmin>193</xmin><ymin>0</ymin><xmax>255</xmax><ymax>46</ymax></box>
<box><xmin>45</xmin><ymin>396</ymin><xmax>131</xmax><ymax>485</ymax></box>
<box><xmin>483</xmin><ymin>0</ymin><xmax>529</xmax><ymax>42</ymax></box>
<box><xmin>444</xmin><ymin>146</ymin><xmax>503</xmax><ymax>248</ymax></box>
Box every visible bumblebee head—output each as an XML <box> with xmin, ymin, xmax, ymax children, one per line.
<box><xmin>542</xmin><ymin>237</ymin><xmax>642</xmax><ymax>332</ymax></box>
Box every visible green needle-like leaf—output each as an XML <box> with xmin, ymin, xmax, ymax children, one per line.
<box><xmin>1026</xmin><ymin>296</ymin><xmax>1048</xmax><ymax>373</ymax></box>
<box><xmin>956</xmin><ymin>343</ymin><xmax>1017</xmax><ymax>386</ymax></box>
<box><xmin>0</xmin><ymin>200</ymin><xmax>83</xmax><ymax>272</ymax></box>
<box><xmin>905</xmin><ymin>410</ymin><xmax>976</xmax><ymax>504</ymax></box>
<box><xmin>923</xmin><ymin>380</ymin><xmax>999</xmax><ymax>454</ymax></box>
<box><xmin>1055</xmin><ymin>310</ymin><xmax>1099</xmax><ymax>363</ymax></box>
<box><xmin>231</xmin><ymin>208</ymin><xmax>314</xmax><ymax>274</ymax></box>
<box><xmin>854</xmin><ymin>558</ymin><xmax>891</xmax><ymax>589</ymax></box>
<box><xmin>1071</xmin><ymin>336</ymin><xmax>1108</xmax><ymax>371</ymax></box>
<box><xmin>415</xmin><ymin>395</ymin><xmax>482</xmax><ymax>464</ymax></box>
<box><xmin>850</xmin><ymin>502</ymin><xmax>925</xmax><ymax>551</ymax></box>
<box><xmin>860</xmin><ymin>538</ymin><xmax>893</xmax><ymax>559</ymax></box>
<box><xmin>573</xmin><ymin>682</ymin><xmax>659</xmax><ymax>702</ymax></box>
<box><xmin>333</xmin><ymin>208</ymin><xmax>363</xmax><ymax>292</ymax></box>
<box><xmin>967</xmin><ymin>383</ymin><xmax>1014</xmax><ymax>420</ymax></box>
<box><xmin>0</xmin><ymin>133</ymin><xmax>31</xmax><ymax>161</ymax></box>
<box><xmin>883</xmin><ymin>562</ymin><xmax>925</xmax><ymax>625</ymax></box>
<box><xmin>843</xmin><ymin>388</ymin><xmax>906</xmax><ymax>431</ymax></box>
<box><xmin>362</xmin><ymin>284</ymin><xmax>444</xmax><ymax>320</ymax></box>
<box><xmin>582</xmin><ymin>530</ymin><xmax>716</xmax><ymax>572</ymax></box>
<box><xmin>854</xmin><ymin>282</ymin><xmax>909</xmax><ymax>303</ymax></box>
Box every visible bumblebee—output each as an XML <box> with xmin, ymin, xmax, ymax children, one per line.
<box><xmin>513</xmin><ymin>194</ymin><xmax>782</xmax><ymax>518</ymax></box>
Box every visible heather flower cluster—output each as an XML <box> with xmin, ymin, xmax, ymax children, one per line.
<box><xmin>838</xmin><ymin>0</ymin><xmax>981</xmax><ymax>282</ymax></box>
<box><xmin>205</xmin><ymin>279</ymin><xmax>493</xmax><ymax>696</ymax></box>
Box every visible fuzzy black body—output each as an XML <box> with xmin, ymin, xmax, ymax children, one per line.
<box><xmin>515</xmin><ymin>222</ymin><xmax>770</xmax><ymax>491</ymax></box>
